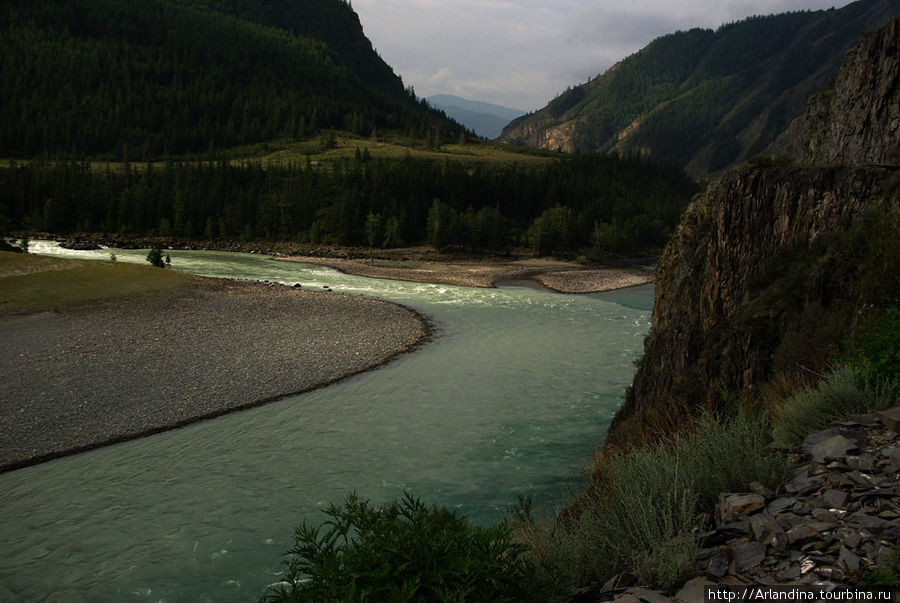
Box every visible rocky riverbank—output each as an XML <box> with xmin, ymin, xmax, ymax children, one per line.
<box><xmin>0</xmin><ymin>278</ymin><xmax>429</xmax><ymax>472</ymax></box>
<box><xmin>589</xmin><ymin>407</ymin><xmax>900</xmax><ymax>603</ymax></box>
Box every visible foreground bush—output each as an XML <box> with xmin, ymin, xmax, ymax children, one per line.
<box><xmin>520</xmin><ymin>411</ymin><xmax>788</xmax><ymax>592</ymax></box>
<box><xmin>771</xmin><ymin>363</ymin><xmax>894</xmax><ymax>448</ymax></box>
<box><xmin>848</xmin><ymin>307</ymin><xmax>900</xmax><ymax>394</ymax></box>
<box><xmin>262</xmin><ymin>492</ymin><xmax>550</xmax><ymax>603</ymax></box>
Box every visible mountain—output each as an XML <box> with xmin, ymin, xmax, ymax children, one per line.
<box><xmin>605</xmin><ymin>16</ymin><xmax>900</xmax><ymax>449</ymax></box>
<box><xmin>499</xmin><ymin>0</ymin><xmax>900</xmax><ymax>176</ymax></box>
<box><xmin>0</xmin><ymin>0</ymin><xmax>462</xmax><ymax>157</ymax></box>
<box><xmin>426</xmin><ymin>95</ymin><xmax>525</xmax><ymax>139</ymax></box>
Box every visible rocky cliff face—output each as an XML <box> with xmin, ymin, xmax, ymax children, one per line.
<box><xmin>606</xmin><ymin>17</ymin><xmax>900</xmax><ymax>448</ymax></box>
<box><xmin>775</xmin><ymin>17</ymin><xmax>900</xmax><ymax>165</ymax></box>
<box><xmin>607</xmin><ymin>167</ymin><xmax>897</xmax><ymax>447</ymax></box>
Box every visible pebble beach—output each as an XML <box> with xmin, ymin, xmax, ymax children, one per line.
<box><xmin>0</xmin><ymin>279</ymin><xmax>428</xmax><ymax>472</ymax></box>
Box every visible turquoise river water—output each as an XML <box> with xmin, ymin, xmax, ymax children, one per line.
<box><xmin>1</xmin><ymin>242</ymin><xmax>653</xmax><ymax>602</ymax></box>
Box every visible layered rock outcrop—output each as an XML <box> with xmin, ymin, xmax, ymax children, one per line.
<box><xmin>775</xmin><ymin>16</ymin><xmax>900</xmax><ymax>166</ymax></box>
<box><xmin>606</xmin><ymin>16</ymin><xmax>900</xmax><ymax>448</ymax></box>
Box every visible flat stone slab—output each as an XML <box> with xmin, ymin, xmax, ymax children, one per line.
<box><xmin>720</xmin><ymin>493</ymin><xmax>765</xmax><ymax>523</ymax></box>
<box><xmin>876</xmin><ymin>406</ymin><xmax>900</xmax><ymax>431</ymax></box>
<box><xmin>749</xmin><ymin>514</ymin><xmax>783</xmax><ymax>544</ymax></box>
<box><xmin>809</xmin><ymin>435</ymin><xmax>857</xmax><ymax>463</ymax></box>
<box><xmin>674</xmin><ymin>577</ymin><xmax>714</xmax><ymax>603</ymax></box>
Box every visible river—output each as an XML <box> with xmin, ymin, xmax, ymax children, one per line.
<box><xmin>1</xmin><ymin>243</ymin><xmax>652</xmax><ymax>602</ymax></box>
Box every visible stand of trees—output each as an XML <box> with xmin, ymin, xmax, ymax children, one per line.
<box><xmin>0</xmin><ymin>154</ymin><xmax>698</xmax><ymax>256</ymax></box>
<box><xmin>0</xmin><ymin>0</ymin><xmax>463</xmax><ymax>158</ymax></box>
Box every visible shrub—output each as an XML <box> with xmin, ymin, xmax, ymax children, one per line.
<box><xmin>859</xmin><ymin>547</ymin><xmax>900</xmax><ymax>589</ymax></box>
<box><xmin>262</xmin><ymin>492</ymin><xmax>550</xmax><ymax>603</ymax></box>
<box><xmin>847</xmin><ymin>307</ymin><xmax>900</xmax><ymax>394</ymax></box>
<box><xmin>771</xmin><ymin>364</ymin><xmax>894</xmax><ymax>448</ymax></box>
<box><xmin>524</xmin><ymin>411</ymin><xmax>787</xmax><ymax>592</ymax></box>
<box><xmin>145</xmin><ymin>243</ymin><xmax>165</xmax><ymax>268</ymax></box>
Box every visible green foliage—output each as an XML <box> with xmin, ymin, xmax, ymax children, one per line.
<box><xmin>364</xmin><ymin>212</ymin><xmax>383</xmax><ymax>248</ymax></box>
<box><xmin>526</xmin><ymin>206</ymin><xmax>573</xmax><ymax>255</ymax></box>
<box><xmin>0</xmin><ymin>0</ymin><xmax>461</xmax><ymax>157</ymax></box>
<box><xmin>145</xmin><ymin>243</ymin><xmax>165</xmax><ymax>268</ymax></box>
<box><xmin>771</xmin><ymin>364</ymin><xmax>894</xmax><ymax>448</ymax></box>
<box><xmin>859</xmin><ymin>547</ymin><xmax>900</xmax><ymax>589</ymax></box>
<box><xmin>262</xmin><ymin>492</ymin><xmax>548</xmax><ymax>603</ymax></box>
<box><xmin>847</xmin><ymin>308</ymin><xmax>900</xmax><ymax>393</ymax></box>
<box><xmin>382</xmin><ymin>216</ymin><xmax>404</xmax><ymax>248</ymax></box>
<box><xmin>1</xmin><ymin>154</ymin><xmax>696</xmax><ymax>254</ymax></box>
<box><xmin>527</xmin><ymin>411</ymin><xmax>787</xmax><ymax>592</ymax></box>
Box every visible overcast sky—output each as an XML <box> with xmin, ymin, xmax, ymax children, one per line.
<box><xmin>352</xmin><ymin>0</ymin><xmax>853</xmax><ymax>111</ymax></box>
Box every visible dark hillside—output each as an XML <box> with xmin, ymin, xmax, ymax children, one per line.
<box><xmin>500</xmin><ymin>0</ymin><xmax>900</xmax><ymax>175</ymax></box>
<box><xmin>200</xmin><ymin>0</ymin><xmax>403</xmax><ymax>94</ymax></box>
<box><xmin>0</xmin><ymin>0</ymin><xmax>459</xmax><ymax>157</ymax></box>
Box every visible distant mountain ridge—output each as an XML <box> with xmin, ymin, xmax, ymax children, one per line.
<box><xmin>499</xmin><ymin>0</ymin><xmax>900</xmax><ymax>176</ymax></box>
<box><xmin>426</xmin><ymin>95</ymin><xmax>525</xmax><ymax>139</ymax></box>
<box><xmin>0</xmin><ymin>0</ymin><xmax>462</xmax><ymax>157</ymax></box>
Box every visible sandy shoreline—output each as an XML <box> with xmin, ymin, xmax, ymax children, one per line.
<box><xmin>280</xmin><ymin>255</ymin><xmax>655</xmax><ymax>293</ymax></box>
<box><xmin>0</xmin><ymin>279</ymin><xmax>429</xmax><ymax>472</ymax></box>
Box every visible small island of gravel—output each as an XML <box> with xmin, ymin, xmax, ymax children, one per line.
<box><xmin>0</xmin><ymin>255</ymin><xmax>428</xmax><ymax>472</ymax></box>
<box><xmin>280</xmin><ymin>255</ymin><xmax>654</xmax><ymax>293</ymax></box>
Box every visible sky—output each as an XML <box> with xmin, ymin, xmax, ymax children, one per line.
<box><xmin>352</xmin><ymin>0</ymin><xmax>853</xmax><ymax>111</ymax></box>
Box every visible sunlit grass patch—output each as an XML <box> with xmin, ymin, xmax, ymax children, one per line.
<box><xmin>0</xmin><ymin>251</ymin><xmax>194</xmax><ymax>315</ymax></box>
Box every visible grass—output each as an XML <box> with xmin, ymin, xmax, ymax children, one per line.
<box><xmin>0</xmin><ymin>251</ymin><xmax>195</xmax><ymax>315</ymax></box>
<box><xmin>1</xmin><ymin>135</ymin><xmax>558</xmax><ymax>172</ymax></box>
<box><xmin>771</xmin><ymin>363</ymin><xmax>895</xmax><ymax>448</ymax></box>
<box><xmin>518</xmin><ymin>410</ymin><xmax>789</xmax><ymax>593</ymax></box>
<box><xmin>253</xmin><ymin>135</ymin><xmax>557</xmax><ymax>167</ymax></box>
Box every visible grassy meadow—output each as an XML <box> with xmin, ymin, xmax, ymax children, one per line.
<box><xmin>0</xmin><ymin>251</ymin><xmax>195</xmax><ymax>316</ymax></box>
<box><xmin>3</xmin><ymin>134</ymin><xmax>557</xmax><ymax>173</ymax></box>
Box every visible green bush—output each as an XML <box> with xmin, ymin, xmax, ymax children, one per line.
<box><xmin>529</xmin><ymin>411</ymin><xmax>787</xmax><ymax>592</ymax></box>
<box><xmin>262</xmin><ymin>492</ymin><xmax>549</xmax><ymax>603</ymax></box>
<box><xmin>859</xmin><ymin>547</ymin><xmax>900</xmax><ymax>589</ymax></box>
<box><xmin>772</xmin><ymin>364</ymin><xmax>894</xmax><ymax>448</ymax></box>
<box><xmin>847</xmin><ymin>307</ymin><xmax>900</xmax><ymax>394</ymax></box>
<box><xmin>145</xmin><ymin>243</ymin><xmax>165</xmax><ymax>268</ymax></box>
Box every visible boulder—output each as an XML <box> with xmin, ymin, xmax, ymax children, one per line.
<box><xmin>808</xmin><ymin>435</ymin><xmax>857</xmax><ymax>463</ymax></box>
<box><xmin>876</xmin><ymin>407</ymin><xmax>900</xmax><ymax>431</ymax></box>
<box><xmin>720</xmin><ymin>494</ymin><xmax>765</xmax><ymax>523</ymax></box>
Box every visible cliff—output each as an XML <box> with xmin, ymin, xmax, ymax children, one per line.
<box><xmin>606</xmin><ymin>16</ymin><xmax>900</xmax><ymax>448</ymax></box>
<box><xmin>772</xmin><ymin>16</ymin><xmax>900</xmax><ymax>165</ymax></box>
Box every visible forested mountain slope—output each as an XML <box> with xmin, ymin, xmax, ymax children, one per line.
<box><xmin>499</xmin><ymin>0</ymin><xmax>900</xmax><ymax>176</ymax></box>
<box><xmin>0</xmin><ymin>0</ymin><xmax>462</xmax><ymax>158</ymax></box>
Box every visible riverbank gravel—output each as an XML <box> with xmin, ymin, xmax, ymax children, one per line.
<box><xmin>283</xmin><ymin>256</ymin><xmax>655</xmax><ymax>293</ymax></box>
<box><xmin>0</xmin><ymin>280</ymin><xmax>428</xmax><ymax>472</ymax></box>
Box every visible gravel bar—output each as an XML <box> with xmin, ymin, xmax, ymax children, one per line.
<box><xmin>282</xmin><ymin>256</ymin><xmax>655</xmax><ymax>293</ymax></box>
<box><xmin>0</xmin><ymin>280</ymin><xmax>429</xmax><ymax>472</ymax></box>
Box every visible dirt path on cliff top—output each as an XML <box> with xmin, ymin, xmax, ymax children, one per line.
<box><xmin>0</xmin><ymin>279</ymin><xmax>428</xmax><ymax>472</ymax></box>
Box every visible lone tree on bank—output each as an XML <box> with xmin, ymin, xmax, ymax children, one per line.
<box><xmin>146</xmin><ymin>243</ymin><xmax>165</xmax><ymax>268</ymax></box>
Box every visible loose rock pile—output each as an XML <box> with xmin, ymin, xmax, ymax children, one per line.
<box><xmin>701</xmin><ymin>406</ymin><xmax>899</xmax><ymax>585</ymax></box>
<box><xmin>599</xmin><ymin>407</ymin><xmax>899</xmax><ymax>603</ymax></box>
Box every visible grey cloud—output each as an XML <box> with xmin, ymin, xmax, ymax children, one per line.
<box><xmin>353</xmin><ymin>0</ymin><xmax>854</xmax><ymax>111</ymax></box>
